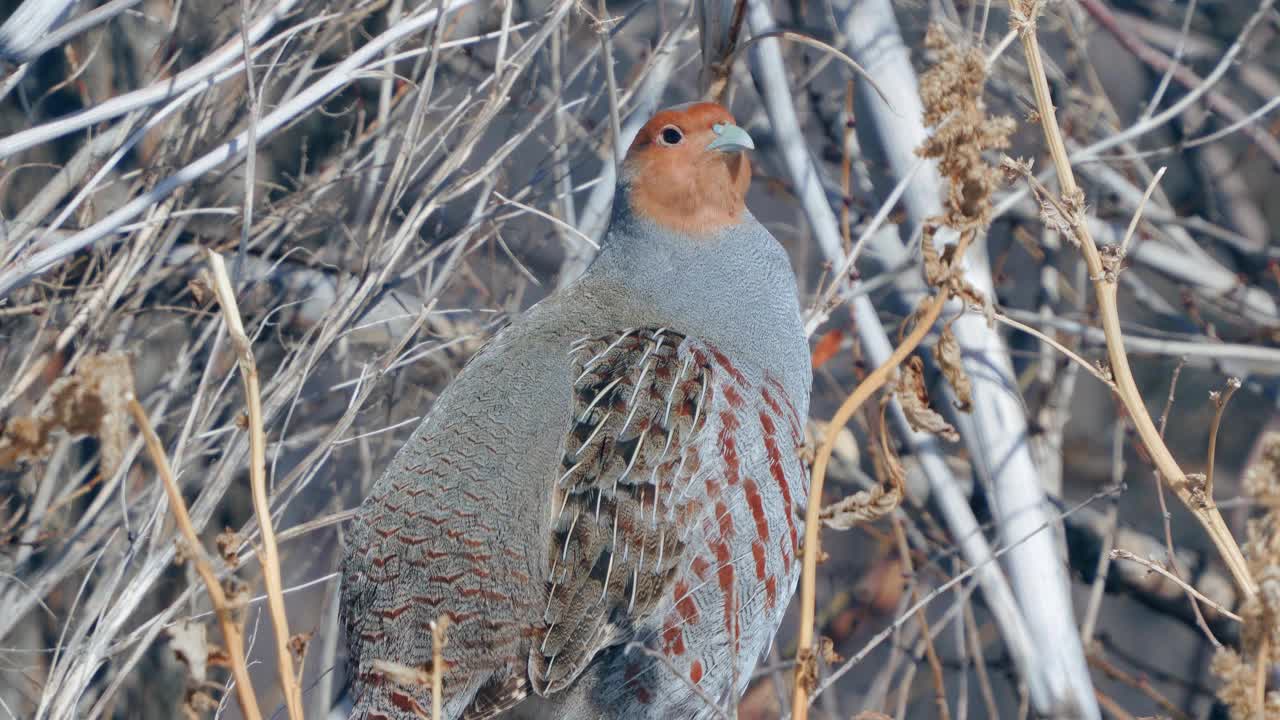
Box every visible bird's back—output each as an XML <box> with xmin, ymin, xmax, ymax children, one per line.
<box><xmin>341</xmin><ymin>306</ymin><xmax>576</xmax><ymax>719</ymax></box>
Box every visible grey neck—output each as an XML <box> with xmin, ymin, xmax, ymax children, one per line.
<box><xmin>563</xmin><ymin>201</ymin><xmax>811</xmax><ymax>411</ymax></box>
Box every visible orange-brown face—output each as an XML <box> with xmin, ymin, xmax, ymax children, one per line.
<box><xmin>622</xmin><ymin>102</ymin><xmax>753</xmax><ymax>236</ymax></box>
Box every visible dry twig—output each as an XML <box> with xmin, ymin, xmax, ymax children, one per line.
<box><xmin>1109</xmin><ymin>549</ymin><xmax>1243</xmax><ymax>624</ymax></box>
<box><xmin>128</xmin><ymin>399</ymin><xmax>263</xmax><ymax>720</ymax></box>
<box><xmin>1007</xmin><ymin>0</ymin><xmax>1258</xmax><ymax>600</ymax></box>
<box><xmin>203</xmin><ymin>250</ymin><xmax>304</xmax><ymax>720</ymax></box>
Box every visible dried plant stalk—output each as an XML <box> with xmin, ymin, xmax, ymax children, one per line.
<box><xmin>128</xmin><ymin>398</ymin><xmax>263</xmax><ymax>720</ymax></box>
<box><xmin>1006</xmin><ymin>0</ymin><xmax>1257</xmax><ymax>599</ymax></box>
<box><xmin>203</xmin><ymin>249</ymin><xmax>304</xmax><ymax>720</ymax></box>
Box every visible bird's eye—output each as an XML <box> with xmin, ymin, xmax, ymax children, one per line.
<box><xmin>659</xmin><ymin>126</ymin><xmax>683</xmax><ymax>145</ymax></box>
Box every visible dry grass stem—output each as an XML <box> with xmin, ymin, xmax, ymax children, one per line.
<box><xmin>494</xmin><ymin>191</ymin><xmax>599</xmax><ymax>250</ymax></box>
<box><xmin>595</xmin><ymin>0</ymin><xmax>623</xmax><ymax>167</ymax></box>
<box><xmin>1088</xmin><ymin>650</ymin><xmax>1193</xmax><ymax>720</ymax></box>
<box><xmin>127</xmin><ymin>398</ymin><xmax>263</xmax><ymax>720</ymax></box>
<box><xmin>203</xmin><ymin>249</ymin><xmax>303</xmax><ymax>720</ymax></box>
<box><xmin>733</xmin><ymin>30</ymin><xmax>895</xmax><ymax>114</ymax></box>
<box><xmin>987</xmin><ymin>309</ymin><xmax>1114</xmax><ymax>386</ymax></box>
<box><xmin>1205</xmin><ymin>378</ymin><xmax>1242</xmax><ymax>500</ymax></box>
<box><xmin>892</xmin><ymin>517</ymin><xmax>951</xmax><ymax>720</ymax></box>
<box><xmin>1109</xmin><ymin>549</ymin><xmax>1243</xmax><ymax>623</ymax></box>
<box><xmin>1118</xmin><ymin>165</ymin><xmax>1165</xmax><ymax>255</ymax></box>
<box><xmin>698</xmin><ymin>0</ymin><xmax>747</xmax><ymax>102</ymax></box>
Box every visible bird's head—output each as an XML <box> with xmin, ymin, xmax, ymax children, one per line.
<box><xmin>620</xmin><ymin>102</ymin><xmax>754</xmax><ymax>237</ymax></box>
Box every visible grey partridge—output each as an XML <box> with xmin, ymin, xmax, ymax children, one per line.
<box><xmin>341</xmin><ymin>102</ymin><xmax>812</xmax><ymax>719</ymax></box>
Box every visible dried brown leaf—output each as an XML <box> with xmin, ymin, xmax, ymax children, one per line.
<box><xmin>0</xmin><ymin>416</ymin><xmax>44</xmax><ymax>467</ymax></box>
<box><xmin>289</xmin><ymin>631</ymin><xmax>313</xmax><ymax>662</ymax></box>
<box><xmin>0</xmin><ymin>352</ymin><xmax>134</xmax><ymax>473</ymax></box>
<box><xmin>895</xmin><ymin>356</ymin><xmax>959</xmax><ymax>441</ymax></box>
<box><xmin>954</xmin><ymin>278</ymin><xmax>987</xmax><ymax>308</ymax></box>
<box><xmin>933</xmin><ymin>322</ymin><xmax>972</xmax><ymax>411</ymax></box>
<box><xmin>182</xmin><ymin>689</ymin><xmax>219</xmax><ymax>720</ymax></box>
<box><xmin>187</xmin><ymin>276</ymin><xmax>212</xmax><ymax>306</ymax></box>
<box><xmin>821</xmin><ymin>402</ymin><xmax>905</xmax><ymax>530</ymax></box>
<box><xmin>871</xmin><ymin>399</ymin><xmax>908</xmax><ymax>496</ymax></box>
<box><xmin>922</xmin><ymin>225</ymin><xmax>943</xmax><ymax>287</ymax></box>
<box><xmin>77</xmin><ymin>353</ymin><xmax>133</xmax><ymax>476</ymax></box>
<box><xmin>215</xmin><ymin>529</ymin><xmax>240</xmax><ymax>565</ymax></box>
<box><xmin>819</xmin><ymin>483</ymin><xmax>901</xmax><ymax>530</ymax></box>
<box><xmin>811</xmin><ymin>328</ymin><xmax>844</xmax><ymax>370</ymax></box>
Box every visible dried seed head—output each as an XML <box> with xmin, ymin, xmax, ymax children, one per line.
<box><xmin>917</xmin><ymin>24</ymin><xmax>1015</xmax><ymax>232</ymax></box>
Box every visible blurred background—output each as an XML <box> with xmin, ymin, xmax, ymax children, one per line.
<box><xmin>0</xmin><ymin>0</ymin><xmax>1277</xmax><ymax>717</ymax></box>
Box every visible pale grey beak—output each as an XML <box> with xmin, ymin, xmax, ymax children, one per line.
<box><xmin>706</xmin><ymin>122</ymin><xmax>755</xmax><ymax>153</ymax></box>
